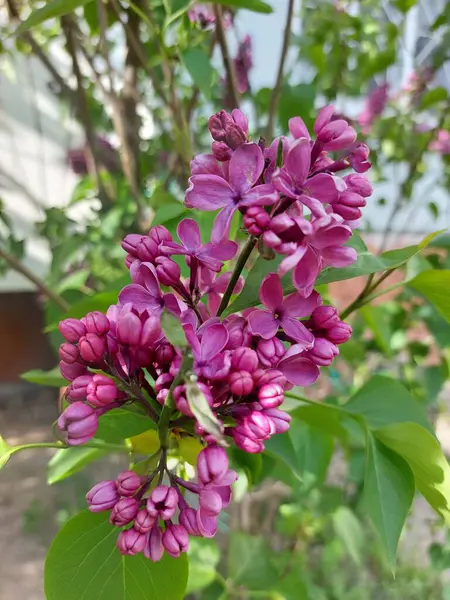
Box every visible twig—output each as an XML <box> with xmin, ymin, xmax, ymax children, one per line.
<box><xmin>340</xmin><ymin>267</ymin><xmax>398</xmax><ymax>320</ymax></box>
<box><xmin>213</xmin><ymin>4</ymin><xmax>240</xmax><ymax>108</ymax></box>
<box><xmin>266</xmin><ymin>0</ymin><xmax>296</xmax><ymax>139</ymax></box>
<box><xmin>0</xmin><ymin>247</ymin><xmax>69</xmax><ymax>311</ymax></box>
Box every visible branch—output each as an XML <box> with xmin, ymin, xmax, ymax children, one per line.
<box><xmin>216</xmin><ymin>236</ymin><xmax>257</xmax><ymax>316</ymax></box>
<box><xmin>266</xmin><ymin>0</ymin><xmax>295</xmax><ymax>139</ymax></box>
<box><xmin>213</xmin><ymin>4</ymin><xmax>240</xmax><ymax>108</ymax></box>
<box><xmin>0</xmin><ymin>247</ymin><xmax>69</xmax><ymax>311</ymax></box>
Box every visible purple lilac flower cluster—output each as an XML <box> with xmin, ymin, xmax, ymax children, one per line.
<box><xmin>56</xmin><ymin>104</ymin><xmax>371</xmax><ymax>561</ymax></box>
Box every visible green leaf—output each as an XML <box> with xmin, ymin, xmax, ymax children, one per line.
<box><xmin>231</xmin><ymin>448</ymin><xmax>262</xmax><ymax>487</ymax></box>
<box><xmin>409</xmin><ymin>270</ymin><xmax>450</xmax><ymax>324</ymax></box>
<box><xmin>209</xmin><ymin>0</ymin><xmax>273</xmax><ymax>14</ymax></box>
<box><xmin>264</xmin><ymin>431</ymin><xmax>301</xmax><ymax>480</ymax></box>
<box><xmin>272</xmin><ymin>570</ymin><xmax>309</xmax><ymax>600</ymax></box>
<box><xmin>229</xmin><ymin>533</ymin><xmax>278</xmax><ymax>590</ymax></box>
<box><xmin>96</xmin><ymin>408</ymin><xmax>155</xmax><ymax>442</ymax></box>
<box><xmin>152</xmin><ymin>203</ymin><xmax>187</xmax><ymax>226</ymax></box>
<box><xmin>290</xmin><ymin>419</ymin><xmax>333</xmax><ymax>486</ymax></box>
<box><xmin>278</xmin><ymin>84</ymin><xmax>316</xmax><ymax>131</ymax></box>
<box><xmin>290</xmin><ymin>402</ymin><xmax>349</xmax><ymax>441</ymax></box>
<box><xmin>161</xmin><ymin>311</ymin><xmax>187</xmax><ymax>347</ymax></box>
<box><xmin>393</xmin><ymin>0</ymin><xmax>417</xmax><ymax>12</ymax></box>
<box><xmin>16</xmin><ymin>0</ymin><xmax>94</xmax><ymax>34</ymax></box>
<box><xmin>344</xmin><ymin>375</ymin><xmax>431</xmax><ymax>432</ymax></box>
<box><xmin>332</xmin><ymin>507</ymin><xmax>364</xmax><ymax>565</ymax></box>
<box><xmin>65</xmin><ymin>292</ymin><xmax>118</xmax><ymax>320</ymax></box>
<box><xmin>186</xmin><ymin>382</ymin><xmax>224</xmax><ymax>444</ymax></box>
<box><xmin>364</xmin><ymin>433</ymin><xmax>415</xmax><ymax>571</ymax></box>
<box><xmin>0</xmin><ymin>435</ymin><xmax>12</xmax><ymax>470</ymax></box>
<box><xmin>376</xmin><ymin>422</ymin><xmax>450</xmax><ymax>525</ymax></box>
<box><xmin>47</xmin><ymin>446</ymin><xmax>108</xmax><ymax>485</ymax></box>
<box><xmin>360</xmin><ymin>305</ymin><xmax>392</xmax><ymax>356</ymax></box>
<box><xmin>21</xmin><ymin>367</ymin><xmax>67</xmax><ymax>388</ymax></box>
<box><xmin>186</xmin><ymin>538</ymin><xmax>220</xmax><ymax>594</ymax></box>
<box><xmin>419</xmin><ymin>87</ymin><xmax>448</xmax><ymax>110</ymax></box>
<box><xmin>182</xmin><ymin>48</ymin><xmax>215</xmax><ymax>98</ymax></box>
<box><xmin>45</xmin><ymin>510</ymin><xmax>188</xmax><ymax>600</ymax></box>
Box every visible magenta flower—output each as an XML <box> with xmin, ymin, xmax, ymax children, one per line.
<box><xmin>186</xmin><ymin>143</ymin><xmax>279</xmax><ymax>241</ymax></box>
<box><xmin>200</xmin><ymin>270</ymin><xmax>244</xmax><ymax>316</ymax></box>
<box><xmin>313</xmin><ymin>105</ymin><xmax>357</xmax><ymax>150</ymax></box>
<box><xmin>162</xmin><ymin>218</ymin><xmax>237</xmax><ymax>272</ymax></box>
<box><xmin>119</xmin><ymin>262</ymin><xmax>181</xmax><ymax>315</ymax></box>
<box><xmin>234</xmin><ymin>35</ymin><xmax>253</xmax><ymax>94</ymax></box>
<box><xmin>277</xmin><ymin>345</ymin><xmax>320</xmax><ymax>387</ymax></box>
<box><xmin>358</xmin><ymin>83</ymin><xmax>389</xmax><ymax>133</ymax></box>
<box><xmin>247</xmin><ymin>274</ymin><xmax>319</xmax><ymax>346</ymax></box>
<box><xmin>272</xmin><ymin>138</ymin><xmax>345</xmax><ymax>216</ymax></box>
<box><xmin>185</xmin><ymin>322</ymin><xmax>230</xmax><ymax>380</ymax></box>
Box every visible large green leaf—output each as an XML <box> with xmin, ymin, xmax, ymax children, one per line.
<box><xmin>16</xmin><ymin>0</ymin><xmax>94</xmax><ymax>34</ymax></box>
<box><xmin>182</xmin><ymin>48</ymin><xmax>215</xmax><ymax>99</ymax></box>
<box><xmin>45</xmin><ymin>510</ymin><xmax>188</xmax><ymax>600</ymax></box>
<box><xmin>47</xmin><ymin>446</ymin><xmax>108</xmax><ymax>485</ymax></box>
<box><xmin>96</xmin><ymin>408</ymin><xmax>155</xmax><ymax>442</ymax></box>
<box><xmin>332</xmin><ymin>507</ymin><xmax>364</xmax><ymax>565</ymax></box>
<box><xmin>409</xmin><ymin>270</ymin><xmax>450</xmax><ymax>324</ymax></box>
<box><xmin>21</xmin><ymin>367</ymin><xmax>67</xmax><ymax>388</ymax></box>
<box><xmin>364</xmin><ymin>433</ymin><xmax>415</xmax><ymax>571</ymax></box>
<box><xmin>290</xmin><ymin>402</ymin><xmax>349</xmax><ymax>441</ymax></box>
<box><xmin>152</xmin><ymin>203</ymin><xmax>187</xmax><ymax>226</ymax></box>
<box><xmin>360</xmin><ymin>305</ymin><xmax>392</xmax><ymax>356</ymax></box>
<box><xmin>228</xmin><ymin>533</ymin><xmax>277</xmax><ymax>590</ymax></box>
<box><xmin>264</xmin><ymin>431</ymin><xmax>301</xmax><ymax>480</ymax></box>
<box><xmin>209</xmin><ymin>0</ymin><xmax>273</xmax><ymax>14</ymax></box>
<box><xmin>376</xmin><ymin>422</ymin><xmax>450</xmax><ymax>525</ymax></box>
<box><xmin>65</xmin><ymin>292</ymin><xmax>118</xmax><ymax>319</ymax></box>
<box><xmin>186</xmin><ymin>539</ymin><xmax>220</xmax><ymax>594</ymax></box>
<box><xmin>291</xmin><ymin>421</ymin><xmax>333</xmax><ymax>486</ymax></box>
<box><xmin>278</xmin><ymin>84</ymin><xmax>316</xmax><ymax>130</ymax></box>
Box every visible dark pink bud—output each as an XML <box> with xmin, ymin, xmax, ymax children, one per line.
<box><xmin>58</xmin><ymin>318</ymin><xmax>86</xmax><ymax>343</ymax></box>
<box><xmin>147</xmin><ymin>486</ymin><xmax>178</xmax><ymax>520</ymax></box>
<box><xmin>229</xmin><ymin>370</ymin><xmax>254</xmax><ymax>396</ymax></box>
<box><xmin>333</xmin><ymin>192</ymin><xmax>366</xmax><ymax>220</ymax></box>
<box><xmin>225</xmin><ymin>317</ymin><xmax>251</xmax><ymax>350</ymax></box>
<box><xmin>232</xmin><ymin>428</ymin><xmax>264</xmax><ymax>453</ymax></box>
<box><xmin>83</xmin><ymin>311</ymin><xmax>110</xmax><ymax>336</ymax></box>
<box><xmin>344</xmin><ymin>174</ymin><xmax>373</xmax><ymax>197</ymax></box>
<box><xmin>197</xmin><ymin>445</ymin><xmax>229</xmax><ymax>485</ymax></box>
<box><xmin>155</xmin><ymin>373</ymin><xmax>173</xmax><ymax>392</ymax></box>
<box><xmin>312</xmin><ymin>306</ymin><xmax>339</xmax><ymax>329</ymax></box>
<box><xmin>144</xmin><ymin>524</ymin><xmax>164</xmax><ymax>561</ymax></box>
<box><xmin>59</xmin><ymin>342</ymin><xmax>80</xmax><ymax>364</ymax></box>
<box><xmin>155</xmin><ymin>343</ymin><xmax>175</xmax><ymax>365</ymax></box>
<box><xmin>263</xmin><ymin>408</ymin><xmax>291</xmax><ymax>434</ymax></box>
<box><xmin>86</xmin><ymin>374</ymin><xmax>120</xmax><ymax>407</ymax></box>
<box><xmin>60</xmin><ymin>360</ymin><xmax>87</xmax><ymax>381</ymax></box>
<box><xmin>78</xmin><ymin>333</ymin><xmax>107</xmax><ymax>363</ymax></box>
<box><xmin>243</xmin><ymin>206</ymin><xmax>270</xmax><ymax>236</ymax></box>
<box><xmin>225</xmin><ymin>122</ymin><xmax>247</xmax><ymax>150</ymax></box>
<box><xmin>116</xmin><ymin>470</ymin><xmax>142</xmax><ymax>497</ymax></box>
<box><xmin>169</xmin><ymin>355</ymin><xmax>182</xmax><ymax>377</ymax></box>
<box><xmin>252</xmin><ymin>368</ymin><xmax>287</xmax><ymax>389</ymax></box>
<box><xmin>256</xmin><ymin>337</ymin><xmax>286</xmax><ymax>367</ymax></box>
<box><xmin>162</xmin><ymin>523</ymin><xmax>189</xmax><ymax>558</ymax></box>
<box><xmin>67</xmin><ymin>375</ymin><xmax>94</xmax><ymax>401</ymax></box>
<box><xmin>117</xmin><ymin>312</ymin><xmax>141</xmax><ymax>346</ymax></box>
<box><xmin>137</xmin><ymin>236</ymin><xmax>159</xmax><ymax>262</ymax></box>
<box><xmin>155</xmin><ymin>256</ymin><xmax>180</xmax><ymax>286</ymax></box>
<box><xmin>208</xmin><ymin>110</ymin><xmax>234</xmax><ymax>142</ymax></box>
<box><xmin>122</xmin><ymin>233</ymin><xmax>144</xmax><ymax>257</ymax></box>
<box><xmin>117</xmin><ymin>528</ymin><xmax>147</xmax><ymax>555</ymax></box>
<box><xmin>199</xmin><ymin>489</ymin><xmax>222</xmax><ymax>516</ymax></box>
<box><xmin>349</xmin><ymin>144</ymin><xmax>371</xmax><ymax>173</ymax></box>
<box><xmin>86</xmin><ymin>480</ymin><xmax>118</xmax><ymax>512</ymax></box>
<box><xmin>179</xmin><ymin>508</ymin><xmax>200</xmax><ymax>536</ymax></box>
<box><xmin>212</xmin><ymin>141</ymin><xmax>232</xmax><ymax>162</ymax></box>
<box><xmin>231</xmin><ymin>347</ymin><xmax>259</xmax><ymax>372</ymax></box>
<box><xmin>149</xmin><ymin>225</ymin><xmax>172</xmax><ymax>246</ymax></box>
<box><xmin>326</xmin><ymin>321</ymin><xmax>352</xmax><ymax>344</ymax></box>
<box><xmin>258</xmin><ymin>383</ymin><xmax>284</xmax><ymax>408</ymax></box>
<box><xmin>134</xmin><ymin>509</ymin><xmax>156</xmax><ymax>533</ymax></box>
<box><xmin>110</xmin><ymin>497</ymin><xmax>139</xmax><ymax>527</ymax></box>
<box><xmin>58</xmin><ymin>402</ymin><xmax>98</xmax><ymax>445</ymax></box>
<box><xmin>307</xmin><ymin>338</ymin><xmax>339</xmax><ymax>366</ymax></box>
<box><xmin>241</xmin><ymin>411</ymin><xmax>275</xmax><ymax>440</ymax></box>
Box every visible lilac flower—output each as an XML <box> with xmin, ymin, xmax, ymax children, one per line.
<box><xmin>144</xmin><ymin>525</ymin><xmax>164</xmax><ymax>561</ymax></box>
<box><xmin>162</xmin><ymin>524</ymin><xmax>189</xmax><ymax>558</ymax></box>
<box><xmin>247</xmin><ymin>273</ymin><xmax>319</xmax><ymax>345</ymax></box>
<box><xmin>200</xmin><ymin>270</ymin><xmax>244</xmax><ymax>316</ymax></box>
<box><xmin>86</xmin><ymin>480</ymin><xmax>119</xmax><ymax>512</ymax></box>
<box><xmin>57</xmin><ymin>402</ymin><xmax>98</xmax><ymax>446</ymax></box>
<box><xmin>358</xmin><ymin>82</ymin><xmax>389</xmax><ymax>133</ymax></box>
<box><xmin>208</xmin><ymin>109</ymin><xmax>249</xmax><ymax>150</ymax></box>
<box><xmin>234</xmin><ymin>35</ymin><xmax>253</xmax><ymax>94</ymax></box>
<box><xmin>188</xmin><ymin>3</ymin><xmax>215</xmax><ymax>27</ymax></box>
<box><xmin>313</xmin><ymin>105</ymin><xmax>357</xmax><ymax>150</ymax></box>
<box><xmin>185</xmin><ymin>322</ymin><xmax>230</xmax><ymax>380</ymax></box>
<box><xmin>117</xmin><ymin>529</ymin><xmax>147</xmax><ymax>556</ymax></box>
<box><xmin>116</xmin><ymin>470</ymin><xmax>142</xmax><ymax>497</ymax></box>
<box><xmin>277</xmin><ymin>345</ymin><xmax>320</xmax><ymax>387</ymax></box>
<box><xmin>186</xmin><ymin>143</ymin><xmax>279</xmax><ymax>241</ymax></box>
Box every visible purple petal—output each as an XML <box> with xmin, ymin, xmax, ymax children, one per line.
<box><xmin>297</xmin><ymin>194</ymin><xmax>327</xmax><ymax>217</ymax></box>
<box><xmin>160</xmin><ymin>241</ymin><xmax>187</xmax><ymax>256</ymax></box>
<box><xmin>214</xmin><ymin>470</ymin><xmax>238</xmax><ymax>487</ymax></box>
<box><xmin>305</xmin><ymin>173</ymin><xmax>340</xmax><ymax>203</ymax></box>
<box><xmin>279</xmin><ymin>355</ymin><xmax>320</xmax><ymax>386</ymax></box>
<box><xmin>196</xmin><ymin>509</ymin><xmax>218</xmax><ymax>538</ymax></box>
<box><xmin>312</xmin><ymin>218</ymin><xmax>352</xmax><ymax>248</ymax></box>
<box><xmin>185</xmin><ymin>175</ymin><xmax>234</xmax><ymax>210</ymax></box>
<box><xmin>281</xmin><ymin>316</ymin><xmax>314</xmax><ymax>348</ymax></box>
<box><xmin>228</xmin><ymin>143</ymin><xmax>264</xmax><ymax>195</ymax></box>
<box><xmin>215</xmin><ymin>485</ymin><xmax>232</xmax><ymax>507</ymax></box>
<box><xmin>314</xmin><ymin>105</ymin><xmax>335</xmax><ymax>135</ymax></box>
<box><xmin>285</xmin><ymin>138</ymin><xmax>311</xmax><ymax>187</ymax></box>
<box><xmin>118</xmin><ymin>285</ymin><xmax>161</xmax><ymax>311</ymax></box>
<box><xmin>177</xmin><ymin>218</ymin><xmax>201</xmax><ymax>251</ymax></box>
<box><xmin>321</xmin><ymin>245</ymin><xmax>357</xmax><ymax>267</ymax></box>
<box><xmin>201</xmin><ymin>240</ymin><xmax>238</xmax><ymax>261</ymax></box>
<box><xmin>273</xmin><ymin>168</ymin><xmax>298</xmax><ymax>198</ymax></box>
<box><xmin>207</xmin><ymin>291</ymin><xmax>221</xmax><ymax>317</ymax></box>
<box><xmin>260</xmin><ymin>273</ymin><xmax>283</xmax><ymax>311</ymax></box>
<box><xmin>140</xmin><ymin>262</ymin><xmax>162</xmax><ymax>296</ymax></box>
<box><xmin>293</xmin><ymin>247</ymin><xmax>322</xmax><ymax>297</ymax></box>
<box><xmin>190</xmin><ymin>153</ymin><xmax>223</xmax><ymax>176</ymax></box>
<box><xmin>184</xmin><ymin>324</ymin><xmax>201</xmax><ymax>357</ymax></box>
<box><xmin>163</xmin><ymin>293</ymin><xmax>182</xmax><ymax>317</ymax></box>
<box><xmin>200</xmin><ymin>324</ymin><xmax>229</xmax><ymax>360</ymax></box>
<box><xmin>240</xmin><ymin>184</ymin><xmax>279</xmax><ymax>207</ymax></box>
<box><xmin>211</xmin><ymin>204</ymin><xmax>237</xmax><ymax>243</ymax></box>
<box><xmin>231</xmin><ymin>109</ymin><xmax>249</xmax><ymax>134</ymax></box>
<box><xmin>288</xmin><ymin>116</ymin><xmax>311</xmax><ymax>140</ymax></box>
<box><xmin>326</xmin><ymin>127</ymin><xmax>357</xmax><ymax>151</ymax></box>
<box><xmin>211</xmin><ymin>272</ymin><xmax>238</xmax><ymax>294</ymax></box>
<box><xmin>247</xmin><ymin>309</ymin><xmax>279</xmax><ymax>339</ymax></box>
<box><xmin>278</xmin><ymin>245</ymin><xmax>307</xmax><ymax>276</ymax></box>
<box><xmin>283</xmin><ymin>290</ymin><xmax>322</xmax><ymax>317</ymax></box>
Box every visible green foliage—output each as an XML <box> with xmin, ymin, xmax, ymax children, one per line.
<box><xmin>209</xmin><ymin>0</ymin><xmax>273</xmax><ymax>14</ymax></box>
<box><xmin>21</xmin><ymin>367</ymin><xmax>67</xmax><ymax>387</ymax></box>
<box><xmin>186</xmin><ymin>538</ymin><xmax>220</xmax><ymax>594</ymax></box>
<box><xmin>182</xmin><ymin>48</ymin><xmax>215</xmax><ymax>99</ymax></box>
<box><xmin>228</xmin><ymin>532</ymin><xmax>278</xmax><ymax>590</ymax></box>
<box><xmin>16</xmin><ymin>0</ymin><xmax>94</xmax><ymax>34</ymax></box>
<box><xmin>44</xmin><ymin>511</ymin><xmax>188</xmax><ymax>600</ymax></box>
<box><xmin>47</xmin><ymin>447</ymin><xmax>108</xmax><ymax>485</ymax></box>
<box><xmin>96</xmin><ymin>408</ymin><xmax>155</xmax><ymax>442</ymax></box>
<box><xmin>161</xmin><ymin>310</ymin><xmax>188</xmax><ymax>347</ymax></box>
<box><xmin>409</xmin><ymin>270</ymin><xmax>450</xmax><ymax>324</ymax></box>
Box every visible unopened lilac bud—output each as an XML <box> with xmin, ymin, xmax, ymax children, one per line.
<box><xmin>326</xmin><ymin>321</ymin><xmax>352</xmax><ymax>344</ymax></box>
<box><xmin>59</xmin><ymin>342</ymin><xmax>80</xmax><ymax>364</ymax></box>
<box><xmin>307</xmin><ymin>338</ymin><xmax>339</xmax><ymax>366</ymax></box>
<box><xmin>117</xmin><ymin>528</ymin><xmax>147</xmax><ymax>555</ymax></box>
<box><xmin>144</xmin><ymin>524</ymin><xmax>164</xmax><ymax>561</ymax></box>
<box><xmin>344</xmin><ymin>173</ymin><xmax>373</xmax><ymax>197</ymax></box>
<box><xmin>263</xmin><ymin>408</ymin><xmax>291</xmax><ymax>434</ymax></box>
<box><xmin>226</xmin><ymin>317</ymin><xmax>251</xmax><ymax>350</ymax></box>
<box><xmin>110</xmin><ymin>497</ymin><xmax>139</xmax><ymax>527</ymax></box>
<box><xmin>116</xmin><ymin>470</ymin><xmax>142</xmax><ymax>497</ymax></box>
<box><xmin>155</xmin><ymin>373</ymin><xmax>173</xmax><ymax>392</ymax></box>
<box><xmin>86</xmin><ymin>374</ymin><xmax>120</xmax><ymax>407</ymax></box>
<box><xmin>333</xmin><ymin>192</ymin><xmax>366</xmax><ymax>220</ymax></box>
<box><xmin>134</xmin><ymin>509</ymin><xmax>155</xmax><ymax>534</ymax></box>
<box><xmin>58</xmin><ymin>402</ymin><xmax>98</xmax><ymax>445</ymax></box>
<box><xmin>79</xmin><ymin>333</ymin><xmax>107</xmax><ymax>363</ymax></box>
<box><xmin>199</xmin><ymin>489</ymin><xmax>222</xmax><ymax>516</ymax></box>
<box><xmin>242</xmin><ymin>411</ymin><xmax>275</xmax><ymax>440</ymax></box>
<box><xmin>86</xmin><ymin>480</ymin><xmax>118</xmax><ymax>512</ymax></box>
<box><xmin>67</xmin><ymin>375</ymin><xmax>94</xmax><ymax>401</ymax></box>
<box><xmin>232</xmin><ymin>428</ymin><xmax>264</xmax><ymax>453</ymax></box>
<box><xmin>122</xmin><ymin>233</ymin><xmax>144</xmax><ymax>257</ymax></box>
<box><xmin>225</xmin><ymin>122</ymin><xmax>247</xmax><ymax>150</ymax></box>
<box><xmin>155</xmin><ymin>256</ymin><xmax>180</xmax><ymax>286</ymax></box>
<box><xmin>169</xmin><ymin>355</ymin><xmax>182</xmax><ymax>377</ymax></box>
<box><xmin>349</xmin><ymin>143</ymin><xmax>371</xmax><ymax>173</ymax></box>
<box><xmin>162</xmin><ymin>523</ymin><xmax>189</xmax><ymax>558</ymax></box>
<box><xmin>243</xmin><ymin>206</ymin><xmax>271</xmax><ymax>235</ymax></box>
<box><xmin>229</xmin><ymin>371</ymin><xmax>254</xmax><ymax>396</ymax></box>
<box><xmin>212</xmin><ymin>141</ymin><xmax>232</xmax><ymax>162</ymax></box>
<box><xmin>231</xmin><ymin>347</ymin><xmax>259</xmax><ymax>372</ymax></box>
<box><xmin>252</xmin><ymin>368</ymin><xmax>287</xmax><ymax>389</ymax></box>
<box><xmin>59</xmin><ymin>318</ymin><xmax>86</xmax><ymax>343</ymax></box>
<box><xmin>117</xmin><ymin>312</ymin><xmax>161</xmax><ymax>348</ymax></box>
<box><xmin>312</xmin><ymin>306</ymin><xmax>339</xmax><ymax>329</ymax></box>
<box><xmin>83</xmin><ymin>311</ymin><xmax>110</xmax><ymax>336</ymax></box>
<box><xmin>258</xmin><ymin>383</ymin><xmax>284</xmax><ymax>409</ymax></box>
<box><xmin>197</xmin><ymin>445</ymin><xmax>229</xmax><ymax>485</ymax></box>
<box><xmin>149</xmin><ymin>225</ymin><xmax>172</xmax><ymax>246</ymax></box>
<box><xmin>147</xmin><ymin>486</ymin><xmax>178</xmax><ymax>520</ymax></box>
<box><xmin>136</xmin><ymin>236</ymin><xmax>159</xmax><ymax>262</ymax></box>
<box><xmin>179</xmin><ymin>508</ymin><xmax>200</xmax><ymax>536</ymax></box>
<box><xmin>60</xmin><ymin>360</ymin><xmax>87</xmax><ymax>381</ymax></box>
<box><xmin>256</xmin><ymin>337</ymin><xmax>286</xmax><ymax>368</ymax></box>
<box><xmin>208</xmin><ymin>110</ymin><xmax>234</xmax><ymax>141</ymax></box>
<box><xmin>155</xmin><ymin>343</ymin><xmax>175</xmax><ymax>365</ymax></box>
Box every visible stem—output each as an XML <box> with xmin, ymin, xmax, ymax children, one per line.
<box><xmin>216</xmin><ymin>236</ymin><xmax>257</xmax><ymax>317</ymax></box>
<box><xmin>8</xmin><ymin>440</ymin><xmax>128</xmax><ymax>458</ymax></box>
<box><xmin>266</xmin><ymin>0</ymin><xmax>296</xmax><ymax>139</ymax></box>
<box><xmin>213</xmin><ymin>4</ymin><xmax>240</xmax><ymax>108</ymax></box>
<box><xmin>340</xmin><ymin>267</ymin><xmax>398</xmax><ymax>320</ymax></box>
<box><xmin>0</xmin><ymin>247</ymin><xmax>69</xmax><ymax>311</ymax></box>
